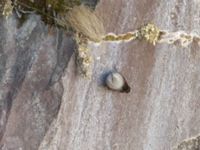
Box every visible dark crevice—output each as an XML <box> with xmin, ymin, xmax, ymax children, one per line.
<box><xmin>47</xmin><ymin>31</ymin><xmax>75</xmax><ymax>88</ymax></box>
<box><xmin>81</xmin><ymin>0</ymin><xmax>100</xmax><ymax>9</ymax></box>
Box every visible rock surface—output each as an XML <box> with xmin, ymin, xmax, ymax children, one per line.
<box><xmin>1</xmin><ymin>0</ymin><xmax>200</xmax><ymax>150</ymax></box>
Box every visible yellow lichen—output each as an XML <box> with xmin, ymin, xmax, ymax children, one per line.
<box><xmin>102</xmin><ymin>23</ymin><xmax>161</xmax><ymax>45</ymax></box>
<box><xmin>103</xmin><ymin>32</ymin><xmax>137</xmax><ymax>42</ymax></box>
<box><xmin>138</xmin><ymin>23</ymin><xmax>161</xmax><ymax>45</ymax></box>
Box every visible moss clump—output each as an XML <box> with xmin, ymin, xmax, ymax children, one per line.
<box><xmin>14</xmin><ymin>0</ymin><xmax>81</xmax><ymax>26</ymax></box>
<box><xmin>16</xmin><ymin>0</ymin><xmax>81</xmax><ymax>12</ymax></box>
<box><xmin>1</xmin><ymin>0</ymin><xmax>13</xmax><ymax>18</ymax></box>
<box><xmin>46</xmin><ymin>0</ymin><xmax>81</xmax><ymax>12</ymax></box>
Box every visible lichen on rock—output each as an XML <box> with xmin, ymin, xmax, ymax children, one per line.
<box><xmin>137</xmin><ymin>23</ymin><xmax>161</xmax><ymax>45</ymax></box>
<box><xmin>75</xmin><ymin>33</ymin><xmax>93</xmax><ymax>78</ymax></box>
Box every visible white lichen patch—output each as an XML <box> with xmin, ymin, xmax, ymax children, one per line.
<box><xmin>158</xmin><ymin>30</ymin><xmax>200</xmax><ymax>47</ymax></box>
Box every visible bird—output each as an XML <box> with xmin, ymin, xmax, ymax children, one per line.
<box><xmin>105</xmin><ymin>71</ymin><xmax>130</xmax><ymax>93</ymax></box>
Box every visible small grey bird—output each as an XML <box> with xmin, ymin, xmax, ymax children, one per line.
<box><xmin>105</xmin><ymin>72</ymin><xmax>130</xmax><ymax>93</ymax></box>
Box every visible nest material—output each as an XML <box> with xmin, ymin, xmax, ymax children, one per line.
<box><xmin>66</xmin><ymin>5</ymin><xmax>105</xmax><ymax>42</ymax></box>
<box><xmin>75</xmin><ymin>33</ymin><xmax>93</xmax><ymax>78</ymax></box>
<box><xmin>2</xmin><ymin>0</ymin><xmax>13</xmax><ymax>18</ymax></box>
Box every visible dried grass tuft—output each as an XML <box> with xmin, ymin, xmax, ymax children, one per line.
<box><xmin>66</xmin><ymin>5</ymin><xmax>105</xmax><ymax>42</ymax></box>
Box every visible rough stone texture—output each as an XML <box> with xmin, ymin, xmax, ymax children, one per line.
<box><xmin>1</xmin><ymin>0</ymin><xmax>200</xmax><ymax>150</ymax></box>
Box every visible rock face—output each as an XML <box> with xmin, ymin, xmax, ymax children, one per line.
<box><xmin>1</xmin><ymin>0</ymin><xmax>200</xmax><ymax>150</ymax></box>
